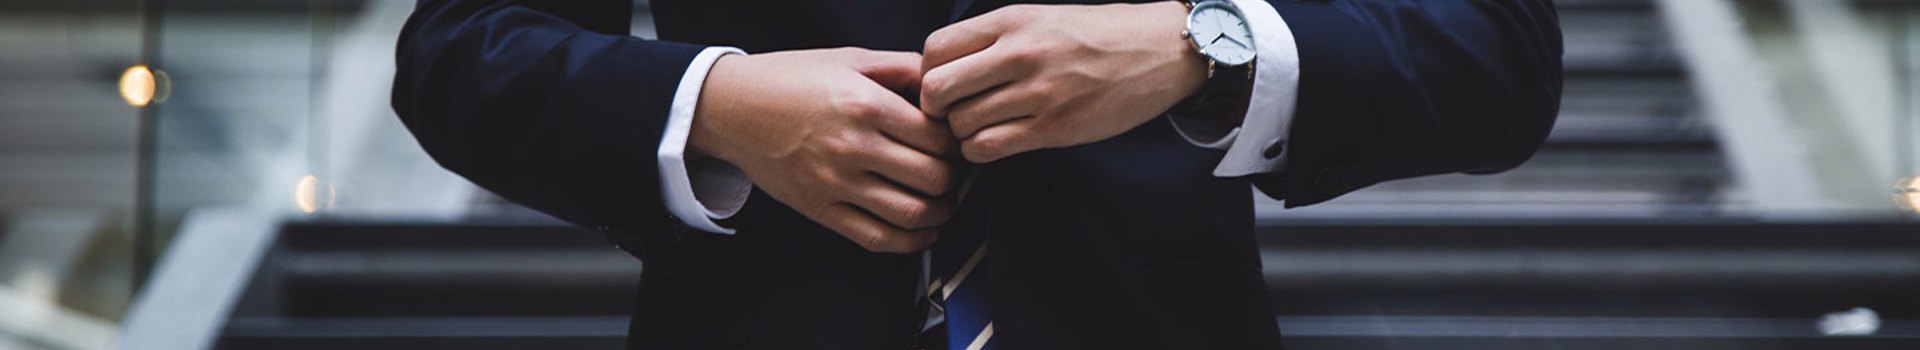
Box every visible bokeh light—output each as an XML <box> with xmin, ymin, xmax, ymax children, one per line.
<box><xmin>118</xmin><ymin>65</ymin><xmax>155</xmax><ymax>107</ymax></box>
<box><xmin>294</xmin><ymin>174</ymin><xmax>336</xmax><ymax>214</ymax></box>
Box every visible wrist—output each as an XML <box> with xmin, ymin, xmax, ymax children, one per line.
<box><xmin>1166</xmin><ymin>0</ymin><xmax>1256</xmax><ymax>124</ymax></box>
<box><xmin>689</xmin><ymin>54</ymin><xmax>744</xmax><ymax>162</ymax></box>
<box><xmin>1151</xmin><ymin>1</ymin><xmax>1210</xmax><ymax>101</ymax></box>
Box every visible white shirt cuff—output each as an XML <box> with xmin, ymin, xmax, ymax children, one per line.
<box><xmin>658</xmin><ymin>46</ymin><xmax>751</xmax><ymax>234</ymax></box>
<box><xmin>1170</xmin><ymin>0</ymin><xmax>1302</xmax><ymax>177</ymax></box>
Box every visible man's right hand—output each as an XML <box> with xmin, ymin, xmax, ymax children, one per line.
<box><xmin>688</xmin><ymin>48</ymin><xmax>958</xmax><ymax>254</ymax></box>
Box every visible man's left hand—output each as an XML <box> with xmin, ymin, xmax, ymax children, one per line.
<box><xmin>921</xmin><ymin>2</ymin><xmax>1209</xmax><ymax>163</ymax></box>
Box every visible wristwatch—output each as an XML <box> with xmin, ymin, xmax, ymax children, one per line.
<box><xmin>1172</xmin><ymin>0</ymin><xmax>1257</xmax><ymax>124</ymax></box>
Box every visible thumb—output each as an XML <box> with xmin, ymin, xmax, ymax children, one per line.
<box><xmin>855</xmin><ymin>50</ymin><xmax>925</xmax><ymax>93</ymax></box>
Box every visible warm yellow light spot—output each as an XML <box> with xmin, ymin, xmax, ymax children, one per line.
<box><xmin>1898</xmin><ymin>176</ymin><xmax>1920</xmax><ymax>215</ymax></box>
<box><xmin>294</xmin><ymin>175</ymin><xmax>336</xmax><ymax>214</ymax></box>
<box><xmin>119</xmin><ymin>65</ymin><xmax>156</xmax><ymax>107</ymax></box>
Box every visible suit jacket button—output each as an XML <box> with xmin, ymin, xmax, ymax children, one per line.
<box><xmin>1262</xmin><ymin>139</ymin><xmax>1286</xmax><ymax>159</ymax></box>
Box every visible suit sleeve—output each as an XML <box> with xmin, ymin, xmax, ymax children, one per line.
<box><xmin>1249</xmin><ymin>0</ymin><xmax>1564</xmax><ymax>207</ymax></box>
<box><xmin>391</xmin><ymin>0</ymin><xmax>706</xmax><ymax>260</ymax></box>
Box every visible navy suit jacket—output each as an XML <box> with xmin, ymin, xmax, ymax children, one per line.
<box><xmin>392</xmin><ymin>0</ymin><xmax>1562</xmax><ymax>349</ymax></box>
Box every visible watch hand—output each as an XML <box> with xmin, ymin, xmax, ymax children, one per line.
<box><xmin>1210</xmin><ymin>33</ymin><xmax>1226</xmax><ymax>45</ymax></box>
<box><xmin>1222</xmin><ymin>35</ymin><xmax>1249</xmax><ymax>49</ymax></box>
<box><xmin>1215</xmin><ymin>15</ymin><xmax>1229</xmax><ymax>36</ymax></box>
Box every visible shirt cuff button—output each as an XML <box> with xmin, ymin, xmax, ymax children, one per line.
<box><xmin>1262</xmin><ymin>139</ymin><xmax>1286</xmax><ymax>159</ymax></box>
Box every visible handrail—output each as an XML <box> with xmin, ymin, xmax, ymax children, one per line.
<box><xmin>118</xmin><ymin>208</ymin><xmax>281</xmax><ymax>350</ymax></box>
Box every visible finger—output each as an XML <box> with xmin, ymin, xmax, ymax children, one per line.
<box><xmin>841</xmin><ymin>175</ymin><xmax>954</xmax><ymax>231</ymax></box>
<box><xmin>817</xmin><ymin>203</ymin><xmax>939</xmax><ymax>253</ymax></box>
<box><xmin>922</xmin><ymin>18</ymin><xmax>1005</xmax><ymax>77</ymax></box>
<box><xmin>857</xmin><ymin>140</ymin><xmax>956</xmax><ymax>196</ymax></box>
<box><xmin>947</xmin><ymin>83</ymin><xmax>1046</xmax><ymax>139</ymax></box>
<box><xmin>921</xmin><ymin>44</ymin><xmax>1030</xmax><ymax>118</ymax></box>
<box><xmin>856</xmin><ymin>50</ymin><xmax>926</xmax><ymax>93</ymax></box>
<box><xmin>863</xmin><ymin>94</ymin><xmax>958</xmax><ymax>156</ymax></box>
<box><xmin>962</xmin><ymin>118</ymin><xmax>1049</xmax><ymax>163</ymax></box>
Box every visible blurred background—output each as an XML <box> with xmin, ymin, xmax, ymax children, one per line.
<box><xmin>2</xmin><ymin>0</ymin><xmax>1919</xmax><ymax>349</ymax></box>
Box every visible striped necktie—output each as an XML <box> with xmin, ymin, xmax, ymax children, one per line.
<box><xmin>930</xmin><ymin>169</ymin><xmax>993</xmax><ymax>350</ymax></box>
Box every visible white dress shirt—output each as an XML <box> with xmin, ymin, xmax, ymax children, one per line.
<box><xmin>656</xmin><ymin>47</ymin><xmax>751</xmax><ymax>234</ymax></box>
<box><xmin>656</xmin><ymin>0</ymin><xmax>1301</xmax><ymax>233</ymax></box>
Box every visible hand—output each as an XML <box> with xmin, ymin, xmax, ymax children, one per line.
<box><xmin>690</xmin><ymin>48</ymin><xmax>959</xmax><ymax>253</ymax></box>
<box><xmin>921</xmin><ymin>2</ymin><xmax>1208</xmax><ymax>163</ymax></box>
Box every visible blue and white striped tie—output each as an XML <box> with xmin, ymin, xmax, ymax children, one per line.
<box><xmin>931</xmin><ymin>240</ymin><xmax>992</xmax><ymax>350</ymax></box>
<box><xmin>930</xmin><ymin>169</ymin><xmax>993</xmax><ymax>350</ymax></box>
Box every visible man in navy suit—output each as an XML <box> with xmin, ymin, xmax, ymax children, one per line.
<box><xmin>392</xmin><ymin>0</ymin><xmax>1561</xmax><ymax>348</ymax></box>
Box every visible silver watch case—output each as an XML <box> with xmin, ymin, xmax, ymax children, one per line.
<box><xmin>1180</xmin><ymin>0</ymin><xmax>1257</xmax><ymax>78</ymax></box>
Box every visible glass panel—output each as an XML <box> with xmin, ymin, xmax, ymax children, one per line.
<box><xmin>0</xmin><ymin>0</ymin><xmax>145</xmax><ymax>348</ymax></box>
<box><xmin>148</xmin><ymin>0</ymin><xmax>322</xmax><ymax>248</ymax></box>
<box><xmin>147</xmin><ymin>0</ymin><xmax>478</xmax><ymax>236</ymax></box>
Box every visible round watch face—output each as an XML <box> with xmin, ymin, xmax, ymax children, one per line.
<box><xmin>1187</xmin><ymin>1</ymin><xmax>1256</xmax><ymax>66</ymax></box>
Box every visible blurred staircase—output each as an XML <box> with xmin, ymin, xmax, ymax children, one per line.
<box><xmin>1266</xmin><ymin>0</ymin><xmax>1734</xmax><ymax>220</ymax></box>
<box><xmin>198</xmin><ymin>216</ymin><xmax>1920</xmax><ymax>350</ymax></box>
<box><xmin>213</xmin><ymin>221</ymin><xmax>636</xmax><ymax>350</ymax></box>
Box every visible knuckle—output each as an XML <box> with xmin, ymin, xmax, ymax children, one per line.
<box><xmin>857</xmin><ymin>231</ymin><xmax>892</xmax><ymax>252</ymax></box>
<box><xmin>805</xmin><ymin>166</ymin><xmax>843</xmax><ymax>191</ymax></box>
<box><xmin>971</xmin><ymin>134</ymin><xmax>1003</xmax><ymax>152</ymax></box>
<box><xmin>1004</xmin><ymin>46</ymin><xmax>1045</xmax><ymax>67</ymax></box>
<box><xmin>815</xmin><ymin>164</ymin><xmax>845</xmax><ymax>185</ymax></box>
<box><xmin>942</xmin><ymin>102</ymin><xmax>967</xmax><ymax>121</ymax></box>
<box><xmin>924</xmin><ymin>165</ymin><xmax>956</xmax><ymax>195</ymax></box>
<box><xmin>920</xmin><ymin>75</ymin><xmax>951</xmax><ymax>105</ymax></box>
<box><xmin>820</xmin><ymin>133</ymin><xmax>862</xmax><ymax>158</ymax></box>
<box><xmin>1024</xmin><ymin>78</ymin><xmax>1058</xmax><ymax>97</ymax></box>
<box><xmin>895</xmin><ymin>200</ymin><xmax>931</xmax><ymax>228</ymax></box>
<box><xmin>800</xmin><ymin>200</ymin><xmax>837</xmax><ymax>221</ymax></box>
<box><xmin>960</xmin><ymin>140</ymin><xmax>990</xmax><ymax>162</ymax></box>
<box><xmin>925</xmin><ymin>30</ymin><xmax>957</xmax><ymax>53</ymax></box>
<box><xmin>838</xmin><ymin>139</ymin><xmax>870</xmax><ymax>159</ymax></box>
<box><xmin>819</xmin><ymin>135</ymin><xmax>850</xmax><ymax>156</ymax></box>
<box><xmin>952</xmin><ymin>101</ymin><xmax>986</xmax><ymax>120</ymax></box>
<box><xmin>968</xmin><ymin>134</ymin><xmax>1021</xmax><ymax>163</ymax></box>
<box><xmin>899</xmin><ymin>115</ymin><xmax>941</xmax><ymax>135</ymax></box>
<box><xmin>835</xmin><ymin>93</ymin><xmax>882</xmax><ymax>118</ymax></box>
<box><xmin>1033</xmin><ymin>98</ymin><xmax>1067</xmax><ymax>120</ymax></box>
